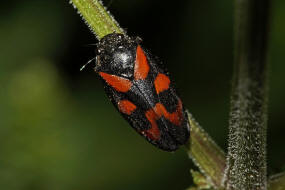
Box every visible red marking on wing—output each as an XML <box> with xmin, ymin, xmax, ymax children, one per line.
<box><xmin>143</xmin><ymin>99</ymin><xmax>184</xmax><ymax>140</ymax></box>
<box><xmin>144</xmin><ymin>109</ymin><xmax>161</xmax><ymax>140</ymax></box>
<box><xmin>99</xmin><ymin>72</ymin><xmax>132</xmax><ymax>92</ymax></box>
<box><xmin>118</xmin><ymin>100</ymin><xmax>137</xmax><ymax>115</ymax></box>
<box><xmin>134</xmin><ymin>45</ymin><xmax>150</xmax><ymax>80</ymax></box>
<box><xmin>154</xmin><ymin>73</ymin><xmax>170</xmax><ymax>94</ymax></box>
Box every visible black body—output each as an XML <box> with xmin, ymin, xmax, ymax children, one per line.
<box><xmin>95</xmin><ymin>33</ymin><xmax>190</xmax><ymax>151</ymax></box>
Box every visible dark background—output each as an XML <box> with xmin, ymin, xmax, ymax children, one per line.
<box><xmin>0</xmin><ymin>1</ymin><xmax>284</xmax><ymax>190</ymax></box>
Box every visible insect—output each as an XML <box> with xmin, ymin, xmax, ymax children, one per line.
<box><xmin>95</xmin><ymin>33</ymin><xmax>190</xmax><ymax>151</ymax></box>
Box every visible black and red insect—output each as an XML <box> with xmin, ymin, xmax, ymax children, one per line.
<box><xmin>95</xmin><ymin>33</ymin><xmax>190</xmax><ymax>151</ymax></box>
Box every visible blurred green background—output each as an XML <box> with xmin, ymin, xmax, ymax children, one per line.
<box><xmin>0</xmin><ymin>1</ymin><xmax>284</xmax><ymax>190</ymax></box>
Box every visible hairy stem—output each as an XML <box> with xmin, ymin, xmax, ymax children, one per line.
<box><xmin>186</xmin><ymin>113</ymin><xmax>226</xmax><ymax>189</ymax></box>
<box><xmin>70</xmin><ymin>0</ymin><xmax>124</xmax><ymax>39</ymax></box>
<box><xmin>224</xmin><ymin>0</ymin><xmax>271</xmax><ymax>189</ymax></box>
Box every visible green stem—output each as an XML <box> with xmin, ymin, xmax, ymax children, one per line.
<box><xmin>70</xmin><ymin>0</ymin><xmax>124</xmax><ymax>39</ymax></box>
<box><xmin>268</xmin><ymin>173</ymin><xmax>285</xmax><ymax>190</ymax></box>
<box><xmin>224</xmin><ymin>0</ymin><xmax>271</xmax><ymax>189</ymax></box>
<box><xmin>70</xmin><ymin>1</ymin><xmax>228</xmax><ymax>188</ymax></box>
<box><xmin>186</xmin><ymin>113</ymin><xmax>226</xmax><ymax>189</ymax></box>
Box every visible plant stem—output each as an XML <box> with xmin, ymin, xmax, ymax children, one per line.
<box><xmin>70</xmin><ymin>0</ymin><xmax>125</xmax><ymax>39</ymax></box>
<box><xmin>186</xmin><ymin>113</ymin><xmax>226</xmax><ymax>189</ymax></box>
<box><xmin>268</xmin><ymin>173</ymin><xmax>285</xmax><ymax>190</ymax></box>
<box><xmin>224</xmin><ymin>0</ymin><xmax>271</xmax><ymax>189</ymax></box>
<box><xmin>70</xmin><ymin>1</ymin><xmax>228</xmax><ymax>188</ymax></box>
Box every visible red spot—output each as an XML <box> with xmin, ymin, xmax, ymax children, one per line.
<box><xmin>144</xmin><ymin>109</ymin><xmax>161</xmax><ymax>140</ymax></box>
<box><xmin>154</xmin><ymin>73</ymin><xmax>170</xmax><ymax>94</ymax></box>
<box><xmin>99</xmin><ymin>72</ymin><xmax>132</xmax><ymax>92</ymax></box>
<box><xmin>134</xmin><ymin>45</ymin><xmax>150</xmax><ymax>80</ymax></box>
<box><xmin>166</xmin><ymin>99</ymin><xmax>183</xmax><ymax>126</ymax></box>
<box><xmin>143</xmin><ymin>99</ymin><xmax>184</xmax><ymax>140</ymax></box>
<box><xmin>118</xmin><ymin>100</ymin><xmax>137</xmax><ymax>115</ymax></box>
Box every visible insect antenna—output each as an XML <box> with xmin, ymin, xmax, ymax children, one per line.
<box><xmin>80</xmin><ymin>57</ymin><xmax>96</xmax><ymax>71</ymax></box>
